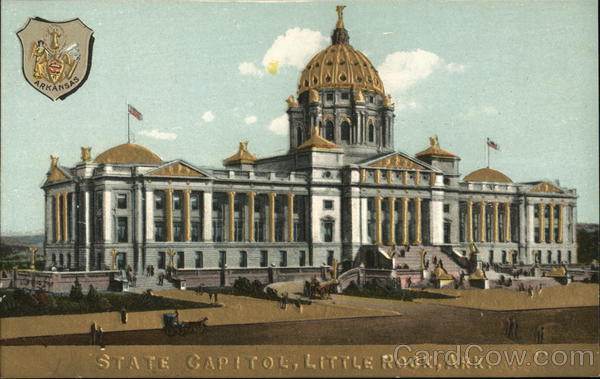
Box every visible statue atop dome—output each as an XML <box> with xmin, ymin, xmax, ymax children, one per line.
<box><xmin>331</xmin><ymin>5</ymin><xmax>350</xmax><ymax>45</ymax></box>
<box><xmin>336</xmin><ymin>5</ymin><xmax>346</xmax><ymax>29</ymax></box>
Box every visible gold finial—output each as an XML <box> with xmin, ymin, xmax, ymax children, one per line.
<box><xmin>81</xmin><ymin>147</ymin><xmax>91</xmax><ymax>163</ymax></box>
<box><xmin>240</xmin><ymin>141</ymin><xmax>248</xmax><ymax>152</ymax></box>
<box><xmin>429</xmin><ymin>135</ymin><xmax>439</xmax><ymax>147</ymax></box>
<box><xmin>286</xmin><ymin>95</ymin><xmax>299</xmax><ymax>108</ymax></box>
<box><xmin>383</xmin><ymin>94</ymin><xmax>394</xmax><ymax>107</ymax></box>
<box><xmin>308</xmin><ymin>89</ymin><xmax>320</xmax><ymax>103</ymax></box>
<box><xmin>354</xmin><ymin>88</ymin><xmax>365</xmax><ymax>102</ymax></box>
<box><xmin>312</xmin><ymin>126</ymin><xmax>320</xmax><ymax>136</ymax></box>
<box><xmin>336</xmin><ymin>5</ymin><xmax>346</xmax><ymax>29</ymax></box>
<box><xmin>50</xmin><ymin>155</ymin><xmax>58</xmax><ymax>168</ymax></box>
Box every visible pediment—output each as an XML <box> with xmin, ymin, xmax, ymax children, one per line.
<box><xmin>46</xmin><ymin>167</ymin><xmax>69</xmax><ymax>183</ymax></box>
<box><xmin>530</xmin><ymin>182</ymin><xmax>562</xmax><ymax>193</ymax></box>
<box><xmin>367</xmin><ymin>153</ymin><xmax>428</xmax><ymax>170</ymax></box>
<box><xmin>147</xmin><ymin>161</ymin><xmax>207</xmax><ymax>178</ymax></box>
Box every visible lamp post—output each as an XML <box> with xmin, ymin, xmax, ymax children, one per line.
<box><xmin>29</xmin><ymin>247</ymin><xmax>37</xmax><ymax>270</ymax></box>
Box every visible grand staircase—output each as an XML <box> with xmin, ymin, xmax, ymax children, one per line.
<box><xmin>392</xmin><ymin>245</ymin><xmax>465</xmax><ymax>275</ymax></box>
<box><xmin>126</xmin><ymin>274</ymin><xmax>179</xmax><ymax>293</ymax></box>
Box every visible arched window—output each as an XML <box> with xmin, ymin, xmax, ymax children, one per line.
<box><xmin>296</xmin><ymin>127</ymin><xmax>303</xmax><ymax>145</ymax></box>
<box><xmin>325</xmin><ymin>120</ymin><xmax>334</xmax><ymax>141</ymax></box>
<box><xmin>340</xmin><ymin>121</ymin><xmax>350</xmax><ymax>142</ymax></box>
<box><xmin>382</xmin><ymin>123</ymin><xmax>387</xmax><ymax>146</ymax></box>
<box><xmin>368</xmin><ymin>121</ymin><xmax>374</xmax><ymax>142</ymax></box>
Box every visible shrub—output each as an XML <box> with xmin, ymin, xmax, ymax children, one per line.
<box><xmin>69</xmin><ymin>279</ymin><xmax>84</xmax><ymax>302</ymax></box>
<box><xmin>86</xmin><ymin>285</ymin><xmax>100</xmax><ymax>303</ymax></box>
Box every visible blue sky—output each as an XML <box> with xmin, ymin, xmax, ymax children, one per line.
<box><xmin>1</xmin><ymin>0</ymin><xmax>598</xmax><ymax>234</ymax></box>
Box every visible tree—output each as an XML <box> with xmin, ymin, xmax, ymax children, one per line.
<box><xmin>69</xmin><ymin>278</ymin><xmax>84</xmax><ymax>301</ymax></box>
<box><xmin>86</xmin><ymin>284</ymin><xmax>100</xmax><ymax>304</ymax></box>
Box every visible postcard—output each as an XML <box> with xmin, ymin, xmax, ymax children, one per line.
<box><xmin>0</xmin><ymin>0</ymin><xmax>598</xmax><ymax>377</ymax></box>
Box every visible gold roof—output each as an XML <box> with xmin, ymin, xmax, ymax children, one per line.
<box><xmin>297</xmin><ymin>7</ymin><xmax>385</xmax><ymax>96</ymax></box>
<box><xmin>416</xmin><ymin>135</ymin><xmax>456</xmax><ymax>159</ymax></box>
<box><xmin>297</xmin><ymin>126</ymin><xmax>340</xmax><ymax>151</ymax></box>
<box><xmin>464</xmin><ymin>167</ymin><xmax>512</xmax><ymax>183</ymax></box>
<box><xmin>93</xmin><ymin>142</ymin><xmax>163</xmax><ymax>164</ymax></box>
<box><xmin>223</xmin><ymin>141</ymin><xmax>258</xmax><ymax>165</ymax></box>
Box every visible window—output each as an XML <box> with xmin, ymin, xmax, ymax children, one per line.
<box><xmin>326</xmin><ymin>93</ymin><xmax>333</xmax><ymax>101</ymax></box>
<box><xmin>117</xmin><ymin>217</ymin><xmax>128</xmax><ymax>242</ymax></box>
<box><xmin>96</xmin><ymin>192</ymin><xmax>103</xmax><ymax>210</ymax></box>
<box><xmin>299</xmin><ymin>251</ymin><xmax>306</xmax><ymax>266</ymax></box>
<box><xmin>323</xmin><ymin>200</ymin><xmax>334</xmax><ymax>210</ymax></box>
<box><xmin>501</xmin><ymin>251</ymin><xmax>507</xmax><ymax>264</ymax></box>
<box><xmin>443</xmin><ymin>221</ymin><xmax>451</xmax><ymax>244</ymax></box>
<box><xmin>117</xmin><ymin>194</ymin><xmax>127</xmax><ymax>209</ymax></box>
<box><xmin>195</xmin><ymin>252</ymin><xmax>203</xmax><ymax>268</ymax></box>
<box><xmin>155</xmin><ymin>192</ymin><xmax>164</xmax><ymax>210</ymax></box>
<box><xmin>547</xmin><ymin>250</ymin><xmax>552</xmax><ymax>264</ymax></box>
<box><xmin>341</xmin><ymin>121</ymin><xmax>350</xmax><ymax>142</ymax></box>
<box><xmin>443</xmin><ymin>204</ymin><xmax>450</xmax><ymax>213</ymax></box>
<box><xmin>260</xmin><ymin>250</ymin><xmax>268</xmax><ymax>267</ymax></box>
<box><xmin>158</xmin><ymin>252</ymin><xmax>166</xmax><ymax>269</ymax></box>
<box><xmin>327</xmin><ymin>250</ymin><xmax>334</xmax><ymax>266</ymax></box>
<box><xmin>173</xmin><ymin>193</ymin><xmax>181</xmax><ymax>210</ymax></box>
<box><xmin>177</xmin><ymin>251</ymin><xmax>185</xmax><ymax>268</ymax></box>
<box><xmin>234</xmin><ymin>219</ymin><xmax>244</xmax><ymax>241</ymax></box>
<box><xmin>323</xmin><ymin>220</ymin><xmax>334</xmax><ymax>242</ymax></box>
<box><xmin>567</xmin><ymin>250</ymin><xmax>572</xmax><ymax>264</ymax></box>
<box><xmin>154</xmin><ymin>221</ymin><xmax>165</xmax><ymax>241</ymax></box>
<box><xmin>557</xmin><ymin>250</ymin><xmax>562</xmax><ymax>263</ymax></box>
<box><xmin>239</xmin><ymin>251</ymin><xmax>248</xmax><ymax>267</ymax></box>
<box><xmin>368</xmin><ymin>95</ymin><xmax>374</xmax><ymax>104</ymax></box>
<box><xmin>308</xmin><ymin>251</ymin><xmax>314</xmax><ymax>266</ymax></box>
<box><xmin>325</xmin><ymin>120</ymin><xmax>334</xmax><ymax>141</ymax></box>
<box><xmin>341</xmin><ymin>92</ymin><xmax>349</xmax><ymax>100</ymax></box>
<box><xmin>219</xmin><ymin>251</ymin><xmax>226</xmax><ymax>268</ymax></box>
<box><xmin>488</xmin><ymin>250</ymin><xmax>494</xmax><ymax>263</ymax></box>
<box><xmin>296</xmin><ymin>127</ymin><xmax>303</xmax><ymax>145</ymax></box>
<box><xmin>279</xmin><ymin>251</ymin><xmax>287</xmax><ymax>267</ymax></box>
<box><xmin>191</xmin><ymin>222</ymin><xmax>201</xmax><ymax>241</ymax></box>
<box><xmin>191</xmin><ymin>195</ymin><xmax>199</xmax><ymax>210</ymax></box>
<box><xmin>368</xmin><ymin>122</ymin><xmax>374</xmax><ymax>142</ymax></box>
<box><xmin>173</xmin><ymin>222</ymin><xmax>182</xmax><ymax>241</ymax></box>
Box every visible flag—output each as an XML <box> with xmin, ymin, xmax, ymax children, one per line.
<box><xmin>128</xmin><ymin>104</ymin><xmax>143</xmax><ymax>121</ymax></box>
<box><xmin>487</xmin><ymin>138</ymin><xmax>499</xmax><ymax>150</ymax></box>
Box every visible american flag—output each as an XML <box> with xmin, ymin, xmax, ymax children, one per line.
<box><xmin>128</xmin><ymin>104</ymin><xmax>143</xmax><ymax>121</ymax></box>
<box><xmin>487</xmin><ymin>138</ymin><xmax>499</xmax><ymax>151</ymax></box>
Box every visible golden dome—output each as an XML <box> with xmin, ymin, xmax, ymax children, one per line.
<box><xmin>93</xmin><ymin>142</ymin><xmax>163</xmax><ymax>164</ymax></box>
<box><xmin>464</xmin><ymin>167</ymin><xmax>512</xmax><ymax>183</ymax></box>
<box><xmin>297</xmin><ymin>7</ymin><xmax>385</xmax><ymax>96</ymax></box>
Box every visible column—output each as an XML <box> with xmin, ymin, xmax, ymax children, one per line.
<box><xmin>227</xmin><ymin>191</ymin><xmax>235</xmax><ymax>242</ymax></box>
<box><xmin>430</xmin><ymin>173</ymin><xmax>437</xmax><ymax>187</ymax></box>
<box><xmin>479</xmin><ymin>201</ymin><xmax>486</xmax><ymax>243</ymax></box>
<box><xmin>548</xmin><ymin>203</ymin><xmax>555</xmax><ymax>243</ymax></box>
<box><xmin>414</xmin><ymin>197</ymin><xmax>422</xmax><ymax>245</ymax></box>
<box><xmin>402</xmin><ymin>171</ymin><xmax>408</xmax><ymax>185</ymax></box>
<box><xmin>538</xmin><ymin>203</ymin><xmax>545</xmax><ymax>243</ymax></box>
<box><xmin>183</xmin><ymin>189</ymin><xmax>192</xmax><ymax>241</ymax></box>
<box><xmin>557</xmin><ymin>204</ymin><xmax>564</xmax><ymax>243</ymax></box>
<box><xmin>62</xmin><ymin>192</ymin><xmax>69</xmax><ymax>242</ymax></box>
<box><xmin>165</xmin><ymin>189</ymin><xmax>174</xmax><ymax>242</ymax></box>
<box><xmin>526</xmin><ymin>204</ymin><xmax>534</xmax><ymax>243</ymax></box>
<box><xmin>360</xmin><ymin>169</ymin><xmax>366</xmax><ymax>183</ymax></box>
<box><xmin>54</xmin><ymin>193</ymin><xmax>61</xmax><ymax>242</ymax></box>
<box><xmin>287</xmin><ymin>194</ymin><xmax>295</xmax><ymax>242</ymax></box>
<box><xmin>103</xmin><ymin>190</ymin><xmax>112</xmax><ymax>242</ymax></box>
<box><xmin>387</xmin><ymin>197</ymin><xmax>396</xmax><ymax>245</ymax></box>
<box><xmin>268</xmin><ymin>192</ymin><xmax>276</xmax><ymax>242</ymax></box>
<box><xmin>493</xmin><ymin>202</ymin><xmax>499</xmax><ymax>243</ymax></box>
<box><xmin>83</xmin><ymin>191</ymin><xmax>90</xmax><ymax>271</ymax></box>
<box><xmin>415</xmin><ymin>172</ymin><xmax>421</xmax><ymax>186</ymax></box>
<box><xmin>247</xmin><ymin>192</ymin><xmax>256</xmax><ymax>242</ymax></box>
<box><xmin>401</xmin><ymin>197</ymin><xmax>409</xmax><ymax>245</ymax></box>
<box><xmin>386</xmin><ymin>170</ymin><xmax>393</xmax><ymax>184</ymax></box>
<box><xmin>374</xmin><ymin>196</ymin><xmax>382</xmax><ymax>245</ymax></box>
<box><xmin>202</xmin><ymin>192</ymin><xmax>212</xmax><ymax>241</ymax></box>
<box><xmin>504</xmin><ymin>203</ymin><xmax>511</xmax><ymax>242</ymax></box>
<box><xmin>374</xmin><ymin>169</ymin><xmax>381</xmax><ymax>184</ymax></box>
<box><xmin>466</xmin><ymin>201</ymin><xmax>473</xmax><ymax>243</ymax></box>
<box><xmin>145</xmin><ymin>190</ymin><xmax>154</xmax><ymax>241</ymax></box>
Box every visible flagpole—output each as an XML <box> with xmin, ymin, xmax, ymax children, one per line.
<box><xmin>487</xmin><ymin>140</ymin><xmax>490</xmax><ymax>168</ymax></box>
<box><xmin>127</xmin><ymin>103</ymin><xmax>130</xmax><ymax>143</ymax></box>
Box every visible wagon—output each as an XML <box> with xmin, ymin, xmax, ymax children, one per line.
<box><xmin>162</xmin><ymin>312</ymin><xmax>207</xmax><ymax>336</ymax></box>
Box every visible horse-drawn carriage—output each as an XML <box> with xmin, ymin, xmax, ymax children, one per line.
<box><xmin>304</xmin><ymin>279</ymin><xmax>339</xmax><ymax>299</ymax></box>
<box><xmin>162</xmin><ymin>312</ymin><xmax>207</xmax><ymax>336</ymax></box>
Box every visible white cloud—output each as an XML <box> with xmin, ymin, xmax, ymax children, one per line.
<box><xmin>378</xmin><ymin>49</ymin><xmax>465</xmax><ymax>93</ymax></box>
<box><xmin>201</xmin><ymin>111</ymin><xmax>215</xmax><ymax>123</ymax></box>
<box><xmin>262</xmin><ymin>28</ymin><xmax>327</xmax><ymax>70</ymax></box>
<box><xmin>138</xmin><ymin>129</ymin><xmax>177</xmax><ymax>140</ymax></box>
<box><xmin>446</xmin><ymin>62</ymin><xmax>466</xmax><ymax>72</ymax></box>
<box><xmin>238</xmin><ymin>62</ymin><xmax>264</xmax><ymax>77</ymax></box>
<box><xmin>244</xmin><ymin>115</ymin><xmax>257</xmax><ymax>125</ymax></box>
<box><xmin>267</xmin><ymin>114</ymin><xmax>288</xmax><ymax>135</ymax></box>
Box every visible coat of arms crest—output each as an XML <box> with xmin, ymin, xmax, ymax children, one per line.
<box><xmin>17</xmin><ymin>18</ymin><xmax>94</xmax><ymax>101</ymax></box>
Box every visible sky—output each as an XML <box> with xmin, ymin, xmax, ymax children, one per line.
<box><xmin>1</xmin><ymin>0</ymin><xmax>598</xmax><ymax>234</ymax></box>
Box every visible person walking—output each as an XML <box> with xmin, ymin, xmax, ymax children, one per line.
<box><xmin>97</xmin><ymin>327</ymin><xmax>105</xmax><ymax>349</ymax></box>
<box><xmin>535</xmin><ymin>325</ymin><xmax>544</xmax><ymax>344</ymax></box>
<box><xmin>214</xmin><ymin>292</ymin><xmax>219</xmax><ymax>304</ymax></box>
<box><xmin>511</xmin><ymin>316</ymin><xmax>518</xmax><ymax>339</ymax></box>
<box><xmin>120</xmin><ymin>308</ymin><xmax>128</xmax><ymax>324</ymax></box>
<box><xmin>90</xmin><ymin>323</ymin><xmax>97</xmax><ymax>345</ymax></box>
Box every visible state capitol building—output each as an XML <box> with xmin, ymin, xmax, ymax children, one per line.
<box><xmin>41</xmin><ymin>8</ymin><xmax>578</xmax><ymax>282</ymax></box>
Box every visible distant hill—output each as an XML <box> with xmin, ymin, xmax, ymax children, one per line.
<box><xmin>0</xmin><ymin>234</ymin><xmax>44</xmax><ymax>248</ymax></box>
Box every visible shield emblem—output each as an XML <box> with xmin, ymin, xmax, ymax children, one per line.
<box><xmin>17</xmin><ymin>18</ymin><xmax>94</xmax><ymax>101</ymax></box>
